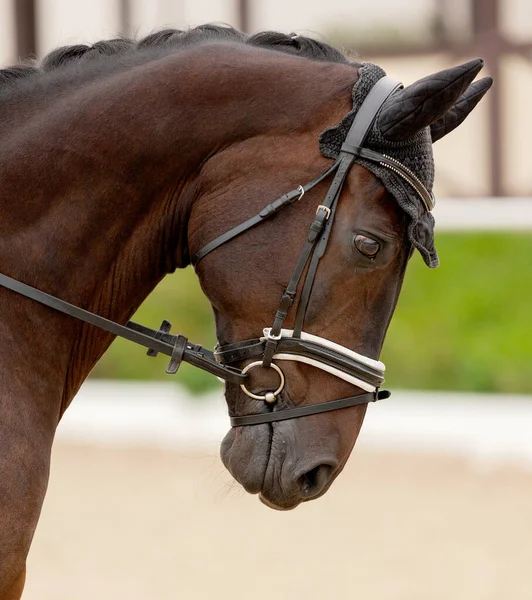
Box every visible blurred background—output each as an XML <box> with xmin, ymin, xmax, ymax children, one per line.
<box><xmin>1</xmin><ymin>1</ymin><xmax>531</xmax><ymax>599</ymax></box>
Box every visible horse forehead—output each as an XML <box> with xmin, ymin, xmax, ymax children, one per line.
<box><xmin>342</xmin><ymin>165</ymin><xmax>406</xmax><ymax>229</ymax></box>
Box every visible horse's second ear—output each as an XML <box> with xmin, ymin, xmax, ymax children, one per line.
<box><xmin>430</xmin><ymin>76</ymin><xmax>493</xmax><ymax>142</ymax></box>
<box><xmin>377</xmin><ymin>59</ymin><xmax>485</xmax><ymax>142</ymax></box>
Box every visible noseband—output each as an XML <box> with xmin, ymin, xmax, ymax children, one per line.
<box><xmin>0</xmin><ymin>76</ymin><xmax>434</xmax><ymax>427</ymax></box>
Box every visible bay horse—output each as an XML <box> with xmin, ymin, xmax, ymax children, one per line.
<box><xmin>0</xmin><ymin>25</ymin><xmax>491</xmax><ymax>598</ymax></box>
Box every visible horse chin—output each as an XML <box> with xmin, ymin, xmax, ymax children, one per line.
<box><xmin>220</xmin><ymin>424</ymin><xmax>272</xmax><ymax>495</ymax></box>
<box><xmin>220</xmin><ymin>415</ymin><xmax>345</xmax><ymax>510</ymax></box>
<box><xmin>220</xmin><ymin>425</ymin><xmax>304</xmax><ymax>510</ymax></box>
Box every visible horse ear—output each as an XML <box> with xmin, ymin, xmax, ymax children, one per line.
<box><xmin>377</xmin><ymin>59</ymin><xmax>485</xmax><ymax>142</ymax></box>
<box><xmin>430</xmin><ymin>76</ymin><xmax>493</xmax><ymax>142</ymax></box>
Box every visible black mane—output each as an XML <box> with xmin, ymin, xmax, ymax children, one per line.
<box><xmin>0</xmin><ymin>24</ymin><xmax>350</xmax><ymax>89</ymax></box>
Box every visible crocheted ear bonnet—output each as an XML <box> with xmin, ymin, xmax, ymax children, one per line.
<box><xmin>319</xmin><ymin>60</ymin><xmax>493</xmax><ymax>268</ymax></box>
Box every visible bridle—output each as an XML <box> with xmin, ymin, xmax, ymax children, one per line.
<box><xmin>0</xmin><ymin>76</ymin><xmax>434</xmax><ymax>427</ymax></box>
<box><xmin>194</xmin><ymin>75</ymin><xmax>434</xmax><ymax>425</ymax></box>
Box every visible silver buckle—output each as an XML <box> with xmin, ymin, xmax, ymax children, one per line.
<box><xmin>316</xmin><ymin>205</ymin><xmax>331</xmax><ymax>220</ymax></box>
<box><xmin>263</xmin><ymin>327</ymin><xmax>282</xmax><ymax>341</ymax></box>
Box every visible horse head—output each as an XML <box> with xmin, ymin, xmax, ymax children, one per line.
<box><xmin>0</xmin><ymin>28</ymin><xmax>492</xmax><ymax>524</ymax></box>
<box><xmin>189</xmin><ymin>54</ymin><xmax>491</xmax><ymax>510</ymax></box>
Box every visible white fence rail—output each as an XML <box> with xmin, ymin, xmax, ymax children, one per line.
<box><xmin>58</xmin><ymin>381</ymin><xmax>532</xmax><ymax>469</ymax></box>
<box><xmin>433</xmin><ymin>198</ymin><xmax>532</xmax><ymax>231</ymax></box>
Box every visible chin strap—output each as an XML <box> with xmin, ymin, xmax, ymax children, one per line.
<box><xmin>230</xmin><ymin>389</ymin><xmax>391</xmax><ymax>426</ymax></box>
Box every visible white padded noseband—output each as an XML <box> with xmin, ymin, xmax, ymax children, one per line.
<box><xmin>262</xmin><ymin>328</ymin><xmax>385</xmax><ymax>393</ymax></box>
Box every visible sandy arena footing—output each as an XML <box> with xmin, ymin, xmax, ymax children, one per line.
<box><xmin>26</xmin><ymin>442</ymin><xmax>532</xmax><ymax>600</ymax></box>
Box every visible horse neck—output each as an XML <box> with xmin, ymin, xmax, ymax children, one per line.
<box><xmin>0</xmin><ymin>45</ymin><xmax>354</xmax><ymax>413</ymax></box>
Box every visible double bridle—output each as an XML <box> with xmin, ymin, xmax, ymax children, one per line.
<box><xmin>0</xmin><ymin>76</ymin><xmax>434</xmax><ymax>427</ymax></box>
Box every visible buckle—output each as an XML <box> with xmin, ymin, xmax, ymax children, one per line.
<box><xmin>263</xmin><ymin>327</ymin><xmax>282</xmax><ymax>341</ymax></box>
<box><xmin>316</xmin><ymin>205</ymin><xmax>331</xmax><ymax>220</ymax></box>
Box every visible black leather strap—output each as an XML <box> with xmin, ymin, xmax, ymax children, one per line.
<box><xmin>0</xmin><ymin>272</ymin><xmax>246</xmax><ymax>384</ymax></box>
<box><xmin>261</xmin><ymin>206</ymin><xmax>330</xmax><ymax>368</ymax></box>
<box><xmin>193</xmin><ymin>196</ymin><xmax>299</xmax><ymax>265</ymax></box>
<box><xmin>342</xmin><ymin>77</ymin><xmax>402</xmax><ymax>150</ymax></box>
<box><xmin>293</xmin><ymin>155</ymin><xmax>354</xmax><ymax>336</ymax></box>
<box><xmin>214</xmin><ymin>338</ymin><xmax>264</xmax><ymax>363</ymax></box>
<box><xmin>193</xmin><ymin>160</ymin><xmax>341</xmax><ymax>265</ymax></box>
<box><xmin>230</xmin><ymin>389</ymin><xmax>391</xmax><ymax>426</ymax></box>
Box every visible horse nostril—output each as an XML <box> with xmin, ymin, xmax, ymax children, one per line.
<box><xmin>297</xmin><ymin>464</ymin><xmax>334</xmax><ymax>498</ymax></box>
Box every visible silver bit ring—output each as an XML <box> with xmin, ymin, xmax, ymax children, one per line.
<box><xmin>240</xmin><ymin>361</ymin><xmax>285</xmax><ymax>403</ymax></box>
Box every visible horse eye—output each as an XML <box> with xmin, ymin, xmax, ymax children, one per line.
<box><xmin>354</xmin><ymin>234</ymin><xmax>380</xmax><ymax>258</ymax></box>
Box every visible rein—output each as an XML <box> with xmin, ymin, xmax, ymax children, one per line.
<box><xmin>0</xmin><ymin>272</ymin><xmax>245</xmax><ymax>383</ymax></box>
<box><xmin>0</xmin><ymin>76</ymin><xmax>434</xmax><ymax>427</ymax></box>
